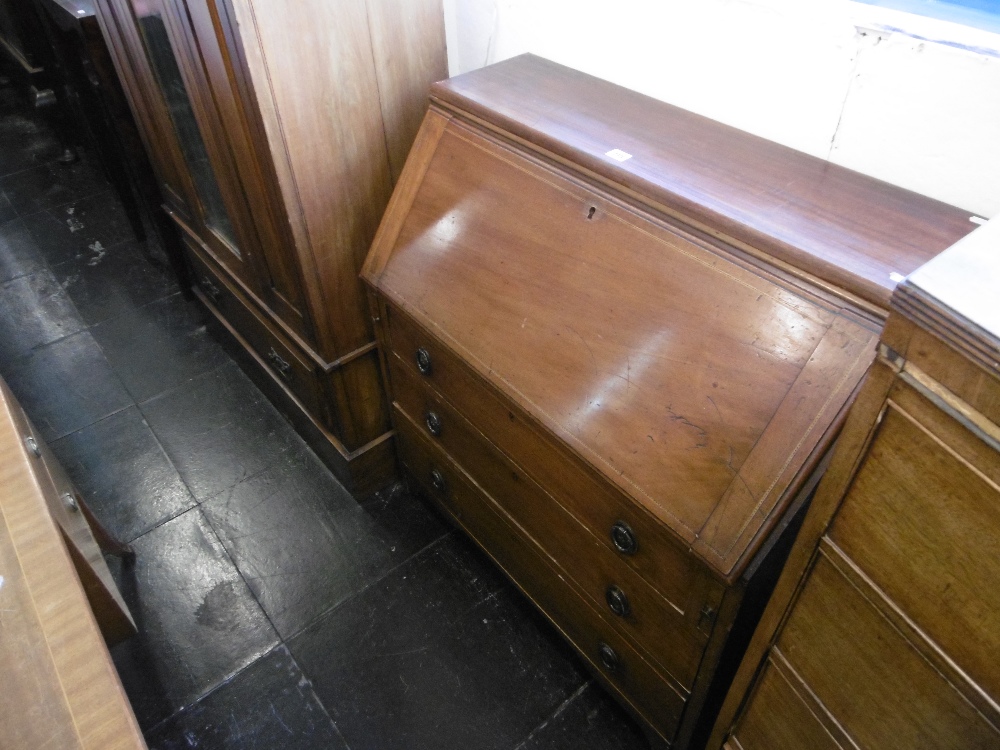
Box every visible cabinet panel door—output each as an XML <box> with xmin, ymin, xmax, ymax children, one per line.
<box><xmin>180</xmin><ymin>0</ymin><xmax>311</xmax><ymax>338</ymax></box>
<box><xmin>732</xmin><ymin>659</ymin><xmax>845</xmax><ymax>750</ymax></box>
<box><xmin>119</xmin><ymin>0</ymin><xmax>254</xmax><ymax>285</ymax></box>
<box><xmin>829</xmin><ymin>382</ymin><xmax>1000</xmax><ymax>701</ymax></box>
<box><xmin>777</xmin><ymin>552</ymin><xmax>1000</xmax><ymax>750</ymax></box>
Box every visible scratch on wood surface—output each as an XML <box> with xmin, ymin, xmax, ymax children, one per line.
<box><xmin>565</xmin><ymin>324</ymin><xmax>596</xmax><ymax>366</ymax></box>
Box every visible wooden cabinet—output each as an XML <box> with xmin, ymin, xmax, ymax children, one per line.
<box><xmin>362</xmin><ymin>55</ymin><xmax>975</xmax><ymax>747</ymax></box>
<box><xmin>1</xmin><ymin>376</ymin><xmax>145</xmax><ymax>749</ymax></box>
<box><xmin>710</xmin><ymin>219</ymin><xmax>1000</xmax><ymax>749</ymax></box>
<box><xmin>93</xmin><ymin>0</ymin><xmax>446</xmax><ymax>492</ymax></box>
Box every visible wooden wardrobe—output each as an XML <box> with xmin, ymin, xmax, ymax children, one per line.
<box><xmin>94</xmin><ymin>0</ymin><xmax>446</xmax><ymax>492</ymax></box>
<box><xmin>709</xmin><ymin>218</ymin><xmax>1000</xmax><ymax>749</ymax></box>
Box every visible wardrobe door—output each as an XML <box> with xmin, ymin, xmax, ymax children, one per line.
<box><xmin>116</xmin><ymin>0</ymin><xmax>257</xmax><ymax>286</ymax></box>
<box><xmin>175</xmin><ymin>0</ymin><xmax>311</xmax><ymax>339</ymax></box>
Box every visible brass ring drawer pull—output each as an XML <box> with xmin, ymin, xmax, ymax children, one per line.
<box><xmin>605</xmin><ymin>585</ymin><xmax>631</xmax><ymax>618</ymax></box>
<box><xmin>416</xmin><ymin>347</ymin><xmax>432</xmax><ymax>375</ymax></box>
<box><xmin>430</xmin><ymin>468</ymin><xmax>447</xmax><ymax>494</ymax></box>
<box><xmin>598</xmin><ymin>642</ymin><xmax>621</xmax><ymax>674</ymax></box>
<box><xmin>610</xmin><ymin>520</ymin><xmax>638</xmax><ymax>555</ymax></box>
<box><xmin>425</xmin><ymin>411</ymin><xmax>443</xmax><ymax>437</ymax></box>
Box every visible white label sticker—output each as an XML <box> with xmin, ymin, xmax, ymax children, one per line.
<box><xmin>970</xmin><ymin>215</ymin><xmax>987</xmax><ymax>225</ymax></box>
<box><xmin>889</xmin><ymin>272</ymin><xmax>906</xmax><ymax>283</ymax></box>
<box><xmin>605</xmin><ymin>149</ymin><xmax>633</xmax><ymax>162</ymax></box>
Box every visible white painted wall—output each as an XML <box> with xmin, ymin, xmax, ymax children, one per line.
<box><xmin>441</xmin><ymin>0</ymin><xmax>1000</xmax><ymax>217</ymax></box>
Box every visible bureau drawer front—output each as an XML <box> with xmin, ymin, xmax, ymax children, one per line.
<box><xmin>829</xmin><ymin>386</ymin><xmax>1000</xmax><ymax>701</ymax></box>
<box><xmin>391</xmin><ymin>360</ymin><xmax>707</xmax><ymax>689</ymax></box>
<box><xmin>186</xmin><ymin>241</ymin><xmax>325</xmax><ymax>421</ymax></box>
<box><xmin>396</xmin><ymin>416</ymin><xmax>686</xmax><ymax>743</ymax></box>
<box><xmin>777</xmin><ymin>550</ymin><xmax>1000</xmax><ymax>750</ymax></box>
<box><xmin>386</xmin><ymin>304</ymin><xmax>721</xmax><ymax>620</ymax></box>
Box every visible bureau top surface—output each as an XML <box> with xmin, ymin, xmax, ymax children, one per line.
<box><xmin>430</xmin><ymin>55</ymin><xmax>975</xmax><ymax>313</ymax></box>
<box><xmin>366</xmin><ymin>98</ymin><xmax>879</xmax><ymax>579</ymax></box>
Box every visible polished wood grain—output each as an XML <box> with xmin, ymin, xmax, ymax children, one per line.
<box><xmin>365</xmin><ymin>0</ymin><xmax>448</xmax><ymax>183</ymax></box>
<box><xmin>429</xmin><ymin>55</ymin><xmax>974</xmax><ymax>314</ymax></box>
<box><xmin>372</xmin><ymin>118</ymin><xmax>877</xmax><ymax>579</ymax></box>
<box><xmin>383</xmin><ymin>300</ymin><xmax>723</xmax><ymax>621</ymax></box>
<box><xmin>0</xmin><ymin>381</ymin><xmax>145</xmax><ymax>750</ymax></box>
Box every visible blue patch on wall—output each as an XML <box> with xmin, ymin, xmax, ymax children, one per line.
<box><xmin>854</xmin><ymin>0</ymin><xmax>1000</xmax><ymax>34</ymax></box>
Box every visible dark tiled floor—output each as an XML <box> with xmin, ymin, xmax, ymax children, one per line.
<box><xmin>0</xmin><ymin>82</ymin><xmax>649</xmax><ymax>749</ymax></box>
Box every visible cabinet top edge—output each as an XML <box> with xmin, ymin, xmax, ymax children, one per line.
<box><xmin>431</xmin><ymin>54</ymin><xmax>976</xmax><ymax>312</ymax></box>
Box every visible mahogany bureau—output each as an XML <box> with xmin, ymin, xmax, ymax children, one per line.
<box><xmin>708</xmin><ymin>222</ymin><xmax>1000</xmax><ymax>749</ymax></box>
<box><xmin>361</xmin><ymin>55</ymin><xmax>976</xmax><ymax>747</ymax></box>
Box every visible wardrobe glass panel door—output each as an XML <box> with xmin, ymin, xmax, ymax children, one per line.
<box><xmin>129</xmin><ymin>0</ymin><xmax>239</xmax><ymax>253</ymax></box>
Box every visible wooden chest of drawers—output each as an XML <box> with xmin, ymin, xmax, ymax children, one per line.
<box><xmin>361</xmin><ymin>55</ymin><xmax>975</xmax><ymax>747</ymax></box>
<box><xmin>710</xmin><ymin>221</ymin><xmax>1000</xmax><ymax>749</ymax></box>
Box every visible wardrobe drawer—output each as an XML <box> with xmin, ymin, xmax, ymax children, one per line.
<box><xmin>396</xmin><ymin>416</ymin><xmax>686</xmax><ymax>744</ymax></box>
<box><xmin>186</xmin><ymin>241</ymin><xmax>325</xmax><ymax>421</ymax></box>
<box><xmin>777</xmin><ymin>550</ymin><xmax>1000</xmax><ymax>750</ymax></box>
<box><xmin>391</xmin><ymin>361</ymin><xmax>707</xmax><ymax>689</ymax></box>
<box><xmin>829</xmin><ymin>390</ymin><xmax>1000</xmax><ymax>701</ymax></box>
<box><xmin>386</xmin><ymin>305</ymin><xmax>720</xmax><ymax>622</ymax></box>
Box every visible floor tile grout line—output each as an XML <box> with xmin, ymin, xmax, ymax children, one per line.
<box><xmin>283</xmin><ymin>529</ymin><xmax>454</xmax><ymax>644</ymax></box>
<box><xmin>139</xmin><ymin>640</ymin><xmax>288</xmax><ymax>739</ymax></box>
<box><xmin>83</xmin><ymin>287</ymin><xmax>191</xmax><ymax>341</ymax></box>
<box><xmin>139</xmin><ymin>640</ymin><xmax>356</xmax><ymax>750</ymax></box>
<box><xmin>198</xmin><ymin>501</ymin><xmax>286</xmax><ymax>640</ymax></box>
<box><xmin>283</xmin><ymin>648</ymin><xmax>356</xmax><ymax>750</ymax></box>
<box><xmin>128</xmin><ymin>349</ymin><xmax>231</xmax><ymax>411</ymax></box>
<box><xmin>47</xmin><ymin>401</ymin><xmax>134</xmax><ymax>445</ymax></box>
<box><xmin>511</xmin><ymin>680</ymin><xmax>594</xmax><ymax>750</ymax></box>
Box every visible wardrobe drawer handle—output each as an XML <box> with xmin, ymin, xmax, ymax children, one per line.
<box><xmin>267</xmin><ymin>348</ymin><xmax>291</xmax><ymax>380</ymax></box>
